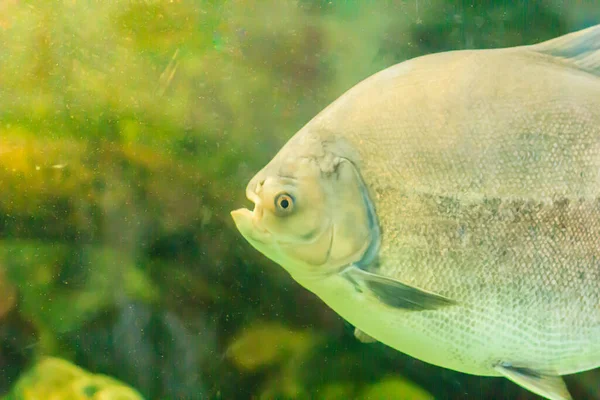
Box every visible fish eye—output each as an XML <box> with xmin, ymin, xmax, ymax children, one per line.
<box><xmin>274</xmin><ymin>193</ymin><xmax>294</xmax><ymax>216</ymax></box>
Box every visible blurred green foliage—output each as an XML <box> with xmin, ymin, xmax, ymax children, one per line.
<box><xmin>0</xmin><ymin>0</ymin><xmax>599</xmax><ymax>399</ymax></box>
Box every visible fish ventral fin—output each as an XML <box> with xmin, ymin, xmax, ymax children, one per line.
<box><xmin>354</xmin><ymin>328</ymin><xmax>378</xmax><ymax>343</ymax></box>
<box><xmin>494</xmin><ymin>363</ymin><xmax>572</xmax><ymax>400</ymax></box>
<box><xmin>342</xmin><ymin>265</ymin><xmax>456</xmax><ymax>311</ymax></box>
<box><xmin>531</xmin><ymin>24</ymin><xmax>600</xmax><ymax>77</ymax></box>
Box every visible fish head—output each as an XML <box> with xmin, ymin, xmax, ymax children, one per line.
<box><xmin>231</xmin><ymin>132</ymin><xmax>376</xmax><ymax>282</ymax></box>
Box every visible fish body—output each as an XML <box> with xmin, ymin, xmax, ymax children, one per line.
<box><xmin>232</xmin><ymin>25</ymin><xmax>600</xmax><ymax>400</ymax></box>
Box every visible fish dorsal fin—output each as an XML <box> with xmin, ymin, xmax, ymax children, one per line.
<box><xmin>528</xmin><ymin>24</ymin><xmax>600</xmax><ymax>77</ymax></box>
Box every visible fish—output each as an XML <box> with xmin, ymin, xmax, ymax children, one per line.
<box><xmin>231</xmin><ymin>24</ymin><xmax>600</xmax><ymax>400</ymax></box>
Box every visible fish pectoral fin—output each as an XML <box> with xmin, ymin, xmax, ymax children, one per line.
<box><xmin>342</xmin><ymin>266</ymin><xmax>456</xmax><ymax>311</ymax></box>
<box><xmin>494</xmin><ymin>362</ymin><xmax>572</xmax><ymax>400</ymax></box>
<box><xmin>354</xmin><ymin>328</ymin><xmax>378</xmax><ymax>343</ymax></box>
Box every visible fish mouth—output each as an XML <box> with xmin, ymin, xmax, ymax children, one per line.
<box><xmin>245</xmin><ymin>181</ymin><xmax>262</xmax><ymax>206</ymax></box>
<box><xmin>231</xmin><ymin>207</ymin><xmax>272</xmax><ymax>243</ymax></box>
<box><xmin>231</xmin><ymin>187</ymin><xmax>272</xmax><ymax>245</ymax></box>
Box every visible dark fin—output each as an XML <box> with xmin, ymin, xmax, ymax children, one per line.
<box><xmin>354</xmin><ymin>328</ymin><xmax>377</xmax><ymax>344</ymax></box>
<box><xmin>494</xmin><ymin>363</ymin><xmax>572</xmax><ymax>400</ymax></box>
<box><xmin>530</xmin><ymin>24</ymin><xmax>600</xmax><ymax>77</ymax></box>
<box><xmin>342</xmin><ymin>266</ymin><xmax>456</xmax><ymax>311</ymax></box>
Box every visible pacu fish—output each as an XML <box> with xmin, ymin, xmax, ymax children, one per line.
<box><xmin>231</xmin><ymin>25</ymin><xmax>600</xmax><ymax>400</ymax></box>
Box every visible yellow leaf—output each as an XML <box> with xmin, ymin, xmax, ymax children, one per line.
<box><xmin>359</xmin><ymin>376</ymin><xmax>434</xmax><ymax>400</ymax></box>
<box><xmin>226</xmin><ymin>322</ymin><xmax>319</xmax><ymax>371</ymax></box>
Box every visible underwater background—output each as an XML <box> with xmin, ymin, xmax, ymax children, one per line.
<box><xmin>0</xmin><ymin>1</ymin><xmax>599</xmax><ymax>399</ymax></box>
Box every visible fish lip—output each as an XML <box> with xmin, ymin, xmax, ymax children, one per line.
<box><xmin>231</xmin><ymin>182</ymin><xmax>272</xmax><ymax>245</ymax></box>
<box><xmin>245</xmin><ymin>174</ymin><xmax>264</xmax><ymax>206</ymax></box>
<box><xmin>230</xmin><ymin>208</ymin><xmax>271</xmax><ymax>234</ymax></box>
<box><xmin>244</xmin><ymin>185</ymin><xmax>268</xmax><ymax>234</ymax></box>
<box><xmin>246</xmin><ymin>186</ymin><xmax>261</xmax><ymax>207</ymax></box>
<box><xmin>231</xmin><ymin>208</ymin><xmax>270</xmax><ymax>243</ymax></box>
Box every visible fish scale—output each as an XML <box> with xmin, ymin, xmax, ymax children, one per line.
<box><xmin>232</xmin><ymin>25</ymin><xmax>600</xmax><ymax>400</ymax></box>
